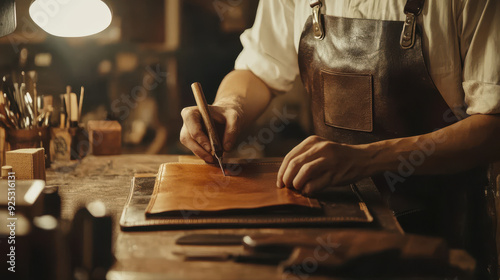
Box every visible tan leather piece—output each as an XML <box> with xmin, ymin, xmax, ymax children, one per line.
<box><xmin>321</xmin><ymin>70</ymin><xmax>373</xmax><ymax>132</ymax></box>
<box><xmin>124</xmin><ymin>176</ymin><xmax>372</xmax><ymax>230</ymax></box>
<box><xmin>146</xmin><ymin>162</ymin><xmax>321</xmax><ymax>215</ymax></box>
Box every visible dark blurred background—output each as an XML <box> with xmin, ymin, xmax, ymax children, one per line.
<box><xmin>0</xmin><ymin>0</ymin><xmax>311</xmax><ymax>156</ymax></box>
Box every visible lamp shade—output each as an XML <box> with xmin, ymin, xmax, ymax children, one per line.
<box><xmin>29</xmin><ymin>0</ymin><xmax>112</xmax><ymax>37</ymax></box>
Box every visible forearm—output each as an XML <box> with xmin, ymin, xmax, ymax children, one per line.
<box><xmin>213</xmin><ymin>70</ymin><xmax>274</xmax><ymax>128</ymax></box>
<box><xmin>363</xmin><ymin>114</ymin><xmax>500</xmax><ymax>176</ymax></box>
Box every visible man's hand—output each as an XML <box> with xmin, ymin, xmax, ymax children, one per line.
<box><xmin>180</xmin><ymin>104</ymin><xmax>243</xmax><ymax>163</ymax></box>
<box><xmin>179</xmin><ymin>70</ymin><xmax>275</xmax><ymax>162</ymax></box>
<box><xmin>277</xmin><ymin>136</ymin><xmax>370</xmax><ymax>195</ymax></box>
<box><xmin>276</xmin><ymin>114</ymin><xmax>500</xmax><ymax>196</ymax></box>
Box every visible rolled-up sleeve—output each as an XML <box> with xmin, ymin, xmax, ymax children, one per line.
<box><xmin>234</xmin><ymin>0</ymin><xmax>299</xmax><ymax>92</ymax></box>
<box><xmin>461</xmin><ymin>0</ymin><xmax>500</xmax><ymax>115</ymax></box>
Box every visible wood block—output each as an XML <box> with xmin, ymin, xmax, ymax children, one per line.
<box><xmin>88</xmin><ymin>121</ymin><xmax>122</xmax><ymax>155</ymax></box>
<box><xmin>6</xmin><ymin>127</ymin><xmax>51</xmax><ymax>167</ymax></box>
<box><xmin>6</xmin><ymin>148</ymin><xmax>46</xmax><ymax>180</ymax></box>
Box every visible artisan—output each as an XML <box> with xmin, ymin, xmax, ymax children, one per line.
<box><xmin>180</xmin><ymin>1</ymin><xmax>500</xmax><ymax>278</ymax></box>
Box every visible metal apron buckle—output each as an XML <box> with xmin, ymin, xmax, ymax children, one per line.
<box><xmin>309</xmin><ymin>0</ymin><xmax>324</xmax><ymax>40</ymax></box>
<box><xmin>400</xmin><ymin>0</ymin><xmax>425</xmax><ymax>49</ymax></box>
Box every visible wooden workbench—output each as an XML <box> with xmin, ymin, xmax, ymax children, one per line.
<box><xmin>46</xmin><ymin>155</ymin><xmax>402</xmax><ymax>280</ymax></box>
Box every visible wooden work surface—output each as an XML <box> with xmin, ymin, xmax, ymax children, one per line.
<box><xmin>46</xmin><ymin>155</ymin><xmax>402</xmax><ymax>280</ymax></box>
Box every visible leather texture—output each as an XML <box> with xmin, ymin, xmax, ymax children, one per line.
<box><xmin>404</xmin><ymin>0</ymin><xmax>425</xmax><ymax>14</ymax></box>
<box><xmin>146</xmin><ymin>162</ymin><xmax>320</xmax><ymax>215</ymax></box>
<box><xmin>321</xmin><ymin>70</ymin><xmax>373</xmax><ymax>132</ymax></box>
<box><xmin>299</xmin><ymin>16</ymin><xmax>455</xmax><ymax>145</ymax></box>
<box><xmin>122</xmin><ymin>175</ymin><xmax>373</xmax><ymax>230</ymax></box>
<box><xmin>175</xmin><ymin>234</ymin><xmax>245</xmax><ymax>245</ymax></box>
<box><xmin>280</xmin><ymin>229</ymin><xmax>473</xmax><ymax>278</ymax></box>
<box><xmin>297</xmin><ymin>9</ymin><xmax>493</xmax><ymax>278</ymax></box>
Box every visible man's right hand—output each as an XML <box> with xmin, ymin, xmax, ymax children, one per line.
<box><xmin>180</xmin><ymin>104</ymin><xmax>243</xmax><ymax>163</ymax></box>
<box><xmin>179</xmin><ymin>70</ymin><xmax>275</xmax><ymax>162</ymax></box>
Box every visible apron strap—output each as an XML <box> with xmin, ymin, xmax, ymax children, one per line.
<box><xmin>310</xmin><ymin>0</ymin><xmax>425</xmax><ymax>46</ymax></box>
<box><xmin>309</xmin><ymin>0</ymin><xmax>324</xmax><ymax>40</ymax></box>
<box><xmin>400</xmin><ymin>0</ymin><xmax>425</xmax><ymax>49</ymax></box>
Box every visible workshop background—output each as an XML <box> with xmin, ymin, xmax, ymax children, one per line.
<box><xmin>0</xmin><ymin>0</ymin><xmax>498</xmax><ymax>274</ymax></box>
<box><xmin>0</xmin><ymin>0</ymin><xmax>311</xmax><ymax>156</ymax></box>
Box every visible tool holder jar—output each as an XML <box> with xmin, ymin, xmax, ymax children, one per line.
<box><xmin>6</xmin><ymin>127</ymin><xmax>51</xmax><ymax>167</ymax></box>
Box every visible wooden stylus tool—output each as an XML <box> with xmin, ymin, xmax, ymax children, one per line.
<box><xmin>191</xmin><ymin>82</ymin><xmax>226</xmax><ymax>176</ymax></box>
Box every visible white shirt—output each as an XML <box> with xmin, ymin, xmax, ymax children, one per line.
<box><xmin>234</xmin><ymin>0</ymin><xmax>500</xmax><ymax>116</ymax></box>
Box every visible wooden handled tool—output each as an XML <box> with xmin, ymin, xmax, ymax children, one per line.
<box><xmin>33</xmin><ymin>83</ymin><xmax>38</xmax><ymax>127</ymax></box>
<box><xmin>66</xmin><ymin>86</ymin><xmax>71</xmax><ymax>128</ymax></box>
<box><xmin>78</xmin><ymin>86</ymin><xmax>84</xmax><ymax>122</ymax></box>
<box><xmin>190</xmin><ymin>82</ymin><xmax>225</xmax><ymax>176</ymax></box>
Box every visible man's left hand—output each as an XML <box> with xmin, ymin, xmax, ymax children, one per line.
<box><xmin>276</xmin><ymin>135</ymin><xmax>370</xmax><ymax>195</ymax></box>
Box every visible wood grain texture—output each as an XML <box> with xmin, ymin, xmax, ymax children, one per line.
<box><xmin>147</xmin><ymin>162</ymin><xmax>321</xmax><ymax>214</ymax></box>
<box><xmin>6</xmin><ymin>148</ymin><xmax>45</xmax><ymax>180</ymax></box>
<box><xmin>46</xmin><ymin>155</ymin><xmax>401</xmax><ymax>280</ymax></box>
<box><xmin>88</xmin><ymin>120</ymin><xmax>122</xmax><ymax>155</ymax></box>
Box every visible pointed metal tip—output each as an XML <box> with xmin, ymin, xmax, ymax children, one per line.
<box><xmin>215</xmin><ymin>156</ymin><xmax>226</xmax><ymax>176</ymax></box>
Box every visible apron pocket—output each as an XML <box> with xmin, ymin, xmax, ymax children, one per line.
<box><xmin>321</xmin><ymin>70</ymin><xmax>373</xmax><ymax>132</ymax></box>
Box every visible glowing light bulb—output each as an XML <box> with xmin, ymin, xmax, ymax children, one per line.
<box><xmin>29</xmin><ymin>0</ymin><xmax>112</xmax><ymax>37</ymax></box>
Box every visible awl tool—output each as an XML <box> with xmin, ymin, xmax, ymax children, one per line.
<box><xmin>191</xmin><ymin>82</ymin><xmax>226</xmax><ymax>176</ymax></box>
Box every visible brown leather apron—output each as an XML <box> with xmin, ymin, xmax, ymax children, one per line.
<box><xmin>297</xmin><ymin>0</ymin><xmax>495</xmax><ymax>277</ymax></box>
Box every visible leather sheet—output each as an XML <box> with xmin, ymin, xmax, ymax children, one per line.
<box><xmin>146</xmin><ymin>162</ymin><xmax>320</xmax><ymax>216</ymax></box>
<box><xmin>120</xmin><ymin>162</ymin><xmax>373</xmax><ymax>230</ymax></box>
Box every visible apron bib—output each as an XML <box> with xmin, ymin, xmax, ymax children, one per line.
<box><xmin>297</xmin><ymin>0</ymin><xmax>494</xmax><ymax>277</ymax></box>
